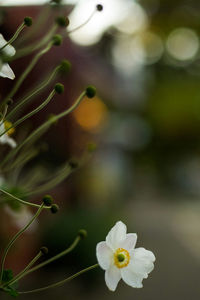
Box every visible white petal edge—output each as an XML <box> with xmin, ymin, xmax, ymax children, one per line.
<box><xmin>133</xmin><ymin>247</ymin><xmax>156</xmax><ymax>263</ymax></box>
<box><xmin>105</xmin><ymin>265</ymin><xmax>121</xmax><ymax>291</ymax></box>
<box><xmin>127</xmin><ymin>247</ymin><xmax>155</xmax><ymax>279</ymax></box>
<box><xmin>0</xmin><ymin>134</ymin><xmax>17</xmax><ymax>148</ymax></box>
<box><xmin>96</xmin><ymin>241</ymin><xmax>113</xmax><ymax>270</ymax></box>
<box><xmin>121</xmin><ymin>267</ymin><xmax>143</xmax><ymax>288</ymax></box>
<box><xmin>106</xmin><ymin>221</ymin><xmax>127</xmax><ymax>250</ymax></box>
<box><xmin>0</xmin><ymin>34</ymin><xmax>16</xmax><ymax>56</ymax></box>
<box><xmin>0</xmin><ymin>63</ymin><xmax>15</xmax><ymax>80</ymax></box>
<box><xmin>119</xmin><ymin>233</ymin><xmax>137</xmax><ymax>251</ymax></box>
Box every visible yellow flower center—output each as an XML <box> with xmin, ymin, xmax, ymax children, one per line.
<box><xmin>4</xmin><ymin>121</ymin><xmax>15</xmax><ymax>136</ymax></box>
<box><xmin>114</xmin><ymin>248</ymin><xmax>130</xmax><ymax>268</ymax></box>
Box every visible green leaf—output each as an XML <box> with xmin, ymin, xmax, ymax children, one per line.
<box><xmin>2</xmin><ymin>269</ymin><xmax>13</xmax><ymax>283</ymax></box>
<box><xmin>4</xmin><ymin>286</ymin><xmax>19</xmax><ymax>298</ymax></box>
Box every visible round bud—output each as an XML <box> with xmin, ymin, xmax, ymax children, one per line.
<box><xmin>6</xmin><ymin>99</ymin><xmax>13</xmax><ymax>106</ymax></box>
<box><xmin>59</xmin><ymin>60</ymin><xmax>71</xmax><ymax>74</ymax></box>
<box><xmin>96</xmin><ymin>4</ymin><xmax>103</xmax><ymax>11</ymax></box>
<box><xmin>54</xmin><ymin>83</ymin><xmax>64</xmax><ymax>94</ymax></box>
<box><xmin>43</xmin><ymin>195</ymin><xmax>53</xmax><ymax>206</ymax></box>
<box><xmin>50</xmin><ymin>204</ymin><xmax>59</xmax><ymax>214</ymax></box>
<box><xmin>87</xmin><ymin>142</ymin><xmax>97</xmax><ymax>152</ymax></box>
<box><xmin>40</xmin><ymin>246</ymin><xmax>49</xmax><ymax>255</ymax></box>
<box><xmin>86</xmin><ymin>86</ymin><xmax>96</xmax><ymax>98</ymax></box>
<box><xmin>56</xmin><ymin>16</ymin><xmax>70</xmax><ymax>27</ymax></box>
<box><xmin>78</xmin><ymin>229</ymin><xmax>87</xmax><ymax>239</ymax></box>
<box><xmin>24</xmin><ymin>17</ymin><xmax>33</xmax><ymax>27</ymax></box>
<box><xmin>69</xmin><ymin>159</ymin><xmax>79</xmax><ymax>169</ymax></box>
<box><xmin>52</xmin><ymin>34</ymin><xmax>63</xmax><ymax>46</ymax></box>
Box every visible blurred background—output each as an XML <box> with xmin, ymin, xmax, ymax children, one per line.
<box><xmin>1</xmin><ymin>0</ymin><xmax>200</xmax><ymax>299</ymax></box>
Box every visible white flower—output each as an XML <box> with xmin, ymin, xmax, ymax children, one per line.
<box><xmin>96</xmin><ymin>221</ymin><xmax>155</xmax><ymax>291</ymax></box>
<box><xmin>0</xmin><ymin>34</ymin><xmax>15</xmax><ymax>80</ymax></box>
<box><xmin>0</xmin><ymin>121</ymin><xmax>17</xmax><ymax>148</ymax></box>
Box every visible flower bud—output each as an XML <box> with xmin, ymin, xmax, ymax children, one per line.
<box><xmin>59</xmin><ymin>60</ymin><xmax>71</xmax><ymax>74</ymax></box>
<box><xmin>43</xmin><ymin>195</ymin><xmax>53</xmax><ymax>206</ymax></box>
<box><xmin>40</xmin><ymin>246</ymin><xmax>49</xmax><ymax>255</ymax></box>
<box><xmin>50</xmin><ymin>204</ymin><xmax>59</xmax><ymax>214</ymax></box>
<box><xmin>78</xmin><ymin>229</ymin><xmax>87</xmax><ymax>239</ymax></box>
<box><xmin>56</xmin><ymin>16</ymin><xmax>70</xmax><ymax>27</ymax></box>
<box><xmin>24</xmin><ymin>17</ymin><xmax>33</xmax><ymax>27</ymax></box>
<box><xmin>69</xmin><ymin>159</ymin><xmax>79</xmax><ymax>169</ymax></box>
<box><xmin>86</xmin><ymin>86</ymin><xmax>96</xmax><ymax>98</ymax></box>
<box><xmin>96</xmin><ymin>4</ymin><xmax>103</xmax><ymax>11</ymax></box>
<box><xmin>52</xmin><ymin>34</ymin><xmax>63</xmax><ymax>46</ymax></box>
<box><xmin>54</xmin><ymin>83</ymin><xmax>64</xmax><ymax>94</ymax></box>
<box><xmin>6</xmin><ymin>99</ymin><xmax>13</xmax><ymax>106</ymax></box>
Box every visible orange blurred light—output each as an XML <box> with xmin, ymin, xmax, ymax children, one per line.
<box><xmin>73</xmin><ymin>96</ymin><xmax>108</xmax><ymax>132</ymax></box>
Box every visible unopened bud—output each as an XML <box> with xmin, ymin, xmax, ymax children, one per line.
<box><xmin>43</xmin><ymin>195</ymin><xmax>53</xmax><ymax>206</ymax></box>
<box><xmin>86</xmin><ymin>86</ymin><xmax>96</xmax><ymax>98</ymax></box>
<box><xmin>50</xmin><ymin>204</ymin><xmax>59</xmax><ymax>214</ymax></box>
<box><xmin>78</xmin><ymin>229</ymin><xmax>87</xmax><ymax>239</ymax></box>
<box><xmin>24</xmin><ymin>17</ymin><xmax>33</xmax><ymax>27</ymax></box>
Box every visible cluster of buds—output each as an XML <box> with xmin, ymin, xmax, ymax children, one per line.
<box><xmin>0</xmin><ymin>0</ymin><xmax>155</xmax><ymax>298</ymax></box>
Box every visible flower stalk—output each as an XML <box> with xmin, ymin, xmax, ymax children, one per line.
<box><xmin>0</xmin><ymin>203</ymin><xmax>45</xmax><ymax>283</ymax></box>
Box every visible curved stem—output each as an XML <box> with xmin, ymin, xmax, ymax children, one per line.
<box><xmin>67</xmin><ymin>9</ymin><xmax>96</xmax><ymax>35</ymax></box>
<box><xmin>4</xmin><ymin>251</ymin><xmax>43</xmax><ymax>288</ymax></box>
<box><xmin>0</xmin><ymin>188</ymin><xmax>51</xmax><ymax>209</ymax></box>
<box><xmin>0</xmin><ymin>90</ymin><xmax>56</xmax><ymax>137</ymax></box>
<box><xmin>18</xmin><ymin>264</ymin><xmax>99</xmax><ymax>294</ymax></box>
<box><xmin>0</xmin><ymin>42</ymin><xmax>53</xmax><ymax>109</ymax></box>
<box><xmin>15</xmin><ymin>24</ymin><xmax>57</xmax><ymax>60</ymax></box>
<box><xmin>0</xmin><ymin>23</ymin><xmax>25</xmax><ymax>51</ymax></box>
<box><xmin>21</xmin><ymin>236</ymin><xmax>81</xmax><ymax>277</ymax></box>
<box><xmin>0</xmin><ymin>203</ymin><xmax>44</xmax><ymax>283</ymax></box>
<box><xmin>0</xmin><ymin>91</ymin><xmax>86</xmax><ymax>168</ymax></box>
<box><xmin>7</xmin><ymin>66</ymin><xmax>59</xmax><ymax>120</ymax></box>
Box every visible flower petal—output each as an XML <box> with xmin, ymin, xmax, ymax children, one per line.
<box><xmin>128</xmin><ymin>247</ymin><xmax>155</xmax><ymax>279</ymax></box>
<box><xmin>0</xmin><ymin>63</ymin><xmax>15</xmax><ymax>80</ymax></box>
<box><xmin>121</xmin><ymin>267</ymin><xmax>143</xmax><ymax>288</ymax></box>
<box><xmin>106</xmin><ymin>221</ymin><xmax>127</xmax><ymax>250</ymax></box>
<box><xmin>0</xmin><ymin>134</ymin><xmax>16</xmax><ymax>148</ymax></box>
<box><xmin>96</xmin><ymin>241</ymin><xmax>113</xmax><ymax>270</ymax></box>
<box><xmin>133</xmin><ymin>247</ymin><xmax>155</xmax><ymax>263</ymax></box>
<box><xmin>105</xmin><ymin>265</ymin><xmax>121</xmax><ymax>291</ymax></box>
<box><xmin>119</xmin><ymin>233</ymin><xmax>137</xmax><ymax>251</ymax></box>
<box><xmin>0</xmin><ymin>34</ymin><xmax>16</xmax><ymax>56</ymax></box>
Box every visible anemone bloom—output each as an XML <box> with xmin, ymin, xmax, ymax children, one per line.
<box><xmin>0</xmin><ymin>34</ymin><xmax>16</xmax><ymax>80</ymax></box>
<box><xmin>96</xmin><ymin>221</ymin><xmax>155</xmax><ymax>291</ymax></box>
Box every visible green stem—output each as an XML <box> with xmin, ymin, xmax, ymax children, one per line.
<box><xmin>0</xmin><ymin>42</ymin><xmax>53</xmax><ymax>109</ymax></box>
<box><xmin>22</xmin><ymin>236</ymin><xmax>81</xmax><ymax>277</ymax></box>
<box><xmin>0</xmin><ymin>23</ymin><xmax>25</xmax><ymax>51</ymax></box>
<box><xmin>0</xmin><ymin>188</ymin><xmax>51</xmax><ymax>209</ymax></box>
<box><xmin>18</xmin><ymin>264</ymin><xmax>99</xmax><ymax>294</ymax></box>
<box><xmin>7</xmin><ymin>66</ymin><xmax>59</xmax><ymax>120</ymax></box>
<box><xmin>0</xmin><ymin>90</ymin><xmax>56</xmax><ymax>137</ymax></box>
<box><xmin>26</xmin><ymin>163</ymin><xmax>71</xmax><ymax>196</ymax></box>
<box><xmin>67</xmin><ymin>9</ymin><xmax>96</xmax><ymax>35</ymax></box>
<box><xmin>0</xmin><ymin>203</ymin><xmax>44</xmax><ymax>283</ymax></box>
<box><xmin>14</xmin><ymin>24</ymin><xmax>57</xmax><ymax>60</ymax></box>
<box><xmin>0</xmin><ymin>91</ymin><xmax>86</xmax><ymax>168</ymax></box>
<box><xmin>4</xmin><ymin>251</ymin><xmax>43</xmax><ymax>288</ymax></box>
